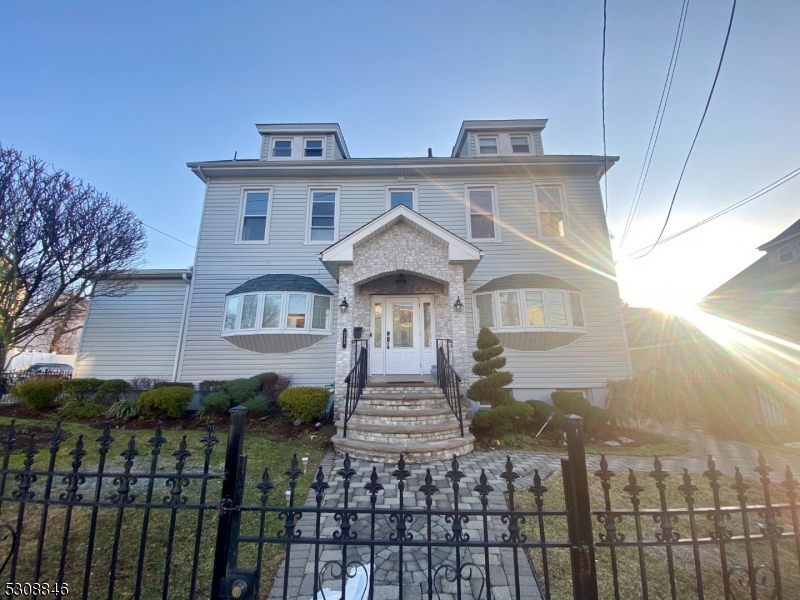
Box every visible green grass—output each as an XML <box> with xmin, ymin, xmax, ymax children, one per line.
<box><xmin>474</xmin><ymin>429</ymin><xmax>691</xmax><ymax>457</ymax></box>
<box><xmin>517</xmin><ymin>469</ymin><xmax>800</xmax><ymax>599</ymax></box>
<box><xmin>0</xmin><ymin>416</ymin><xmax>332</xmax><ymax>599</ymax></box>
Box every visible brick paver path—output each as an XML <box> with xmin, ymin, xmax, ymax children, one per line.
<box><xmin>269</xmin><ymin>426</ymin><xmax>800</xmax><ymax>600</ymax></box>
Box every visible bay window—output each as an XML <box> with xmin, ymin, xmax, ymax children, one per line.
<box><xmin>221</xmin><ymin>291</ymin><xmax>332</xmax><ymax>335</ymax></box>
<box><xmin>473</xmin><ymin>287</ymin><xmax>586</xmax><ymax>332</ymax></box>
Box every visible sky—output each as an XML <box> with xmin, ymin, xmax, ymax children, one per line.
<box><xmin>2</xmin><ymin>1</ymin><xmax>799</xmax><ymax>310</ymax></box>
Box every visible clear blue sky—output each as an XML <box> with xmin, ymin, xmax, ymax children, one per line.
<box><xmin>3</xmin><ymin>1</ymin><xmax>799</xmax><ymax>308</ymax></box>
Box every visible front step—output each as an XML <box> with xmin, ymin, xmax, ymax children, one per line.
<box><xmin>350</xmin><ymin>407</ymin><xmax>456</xmax><ymax>426</ymax></box>
<box><xmin>331</xmin><ymin>433</ymin><xmax>475</xmax><ymax>464</ymax></box>
<box><xmin>358</xmin><ymin>394</ymin><xmax>449</xmax><ymax>410</ymax></box>
<box><xmin>362</xmin><ymin>382</ymin><xmax>440</xmax><ymax>395</ymax></box>
<box><xmin>335</xmin><ymin>419</ymin><xmax>467</xmax><ymax>443</ymax></box>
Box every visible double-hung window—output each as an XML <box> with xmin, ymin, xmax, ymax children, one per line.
<box><xmin>478</xmin><ymin>136</ymin><xmax>498</xmax><ymax>155</ymax></box>
<box><xmin>388</xmin><ymin>188</ymin><xmax>415</xmax><ymax>210</ymax></box>
<box><xmin>304</xmin><ymin>139</ymin><xmax>324</xmax><ymax>158</ymax></box>
<box><xmin>272</xmin><ymin>139</ymin><xmax>292</xmax><ymax>158</ymax></box>
<box><xmin>778</xmin><ymin>244</ymin><xmax>796</xmax><ymax>264</ymax></box>
<box><xmin>473</xmin><ymin>288</ymin><xmax>586</xmax><ymax>332</ymax></box>
<box><xmin>510</xmin><ymin>135</ymin><xmax>531</xmax><ymax>154</ymax></box>
<box><xmin>467</xmin><ymin>187</ymin><xmax>497</xmax><ymax>240</ymax></box>
<box><xmin>536</xmin><ymin>185</ymin><xmax>567</xmax><ymax>238</ymax></box>
<box><xmin>240</xmin><ymin>190</ymin><xmax>271</xmax><ymax>242</ymax></box>
<box><xmin>308</xmin><ymin>189</ymin><xmax>338</xmax><ymax>242</ymax></box>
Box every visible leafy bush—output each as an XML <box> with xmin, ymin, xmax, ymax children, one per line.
<box><xmin>526</xmin><ymin>400</ymin><xmax>566</xmax><ymax>431</ymax></box>
<box><xmin>13</xmin><ymin>380</ymin><xmax>63</xmax><ymax>410</ymax></box>
<box><xmin>278</xmin><ymin>387</ymin><xmax>330</xmax><ymax>424</ymax></box>
<box><xmin>240</xmin><ymin>396</ymin><xmax>274</xmax><ymax>416</ymax></box>
<box><xmin>105</xmin><ymin>399</ymin><xmax>141</xmax><ymax>419</ymax></box>
<box><xmin>552</xmin><ymin>391</ymin><xmax>609</xmax><ymax>435</ymax></box>
<box><xmin>199</xmin><ymin>380</ymin><xmax>228</xmax><ymax>398</ymax></box>
<box><xmin>94</xmin><ymin>379</ymin><xmax>135</xmax><ymax>405</ymax></box>
<box><xmin>471</xmin><ymin>402</ymin><xmax>535</xmax><ymax>435</ymax></box>
<box><xmin>61</xmin><ymin>378</ymin><xmax>103</xmax><ymax>403</ymax></box>
<box><xmin>200</xmin><ymin>391</ymin><xmax>231</xmax><ymax>416</ymax></box>
<box><xmin>222</xmin><ymin>378</ymin><xmax>261</xmax><ymax>405</ymax></box>
<box><xmin>59</xmin><ymin>400</ymin><xmax>106</xmax><ymax>419</ymax></box>
<box><xmin>466</xmin><ymin>328</ymin><xmax>514</xmax><ymax>408</ymax></box>
<box><xmin>137</xmin><ymin>386</ymin><xmax>193</xmax><ymax>418</ymax></box>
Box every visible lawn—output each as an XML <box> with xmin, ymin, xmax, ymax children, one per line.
<box><xmin>0</xmin><ymin>415</ymin><xmax>333</xmax><ymax>599</ymax></box>
<box><xmin>517</xmin><ymin>467</ymin><xmax>800</xmax><ymax>599</ymax></box>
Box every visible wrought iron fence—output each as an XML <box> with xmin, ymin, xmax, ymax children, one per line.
<box><xmin>436</xmin><ymin>338</ymin><xmax>465</xmax><ymax>437</ymax></box>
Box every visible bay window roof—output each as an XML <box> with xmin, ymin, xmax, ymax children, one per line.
<box><xmin>227</xmin><ymin>274</ymin><xmax>333</xmax><ymax>297</ymax></box>
<box><xmin>473</xmin><ymin>274</ymin><xmax>579</xmax><ymax>294</ymax></box>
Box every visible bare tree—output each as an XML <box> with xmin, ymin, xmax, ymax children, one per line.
<box><xmin>0</xmin><ymin>144</ymin><xmax>147</xmax><ymax>370</ymax></box>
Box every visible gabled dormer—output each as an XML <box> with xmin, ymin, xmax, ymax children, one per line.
<box><xmin>759</xmin><ymin>217</ymin><xmax>800</xmax><ymax>268</ymax></box>
<box><xmin>256</xmin><ymin>123</ymin><xmax>350</xmax><ymax>161</ymax></box>
<box><xmin>451</xmin><ymin>119</ymin><xmax>548</xmax><ymax>158</ymax></box>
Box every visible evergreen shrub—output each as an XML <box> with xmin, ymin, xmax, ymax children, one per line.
<box><xmin>13</xmin><ymin>380</ymin><xmax>63</xmax><ymax>410</ymax></box>
<box><xmin>61</xmin><ymin>378</ymin><xmax>103</xmax><ymax>403</ymax></box>
<box><xmin>137</xmin><ymin>386</ymin><xmax>193</xmax><ymax>418</ymax></box>
<box><xmin>466</xmin><ymin>328</ymin><xmax>514</xmax><ymax>408</ymax></box>
<box><xmin>278</xmin><ymin>387</ymin><xmax>330</xmax><ymax>424</ymax></box>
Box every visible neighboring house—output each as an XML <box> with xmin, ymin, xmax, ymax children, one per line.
<box><xmin>75</xmin><ymin>119</ymin><xmax>632</xmax><ymax>416</ymax></box>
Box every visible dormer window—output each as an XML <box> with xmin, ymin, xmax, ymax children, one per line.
<box><xmin>778</xmin><ymin>244</ymin><xmax>796</xmax><ymax>264</ymax></box>
<box><xmin>272</xmin><ymin>139</ymin><xmax>292</xmax><ymax>157</ymax></box>
<box><xmin>304</xmin><ymin>139</ymin><xmax>324</xmax><ymax>158</ymax></box>
<box><xmin>478</xmin><ymin>136</ymin><xmax>498</xmax><ymax>155</ymax></box>
<box><xmin>510</xmin><ymin>135</ymin><xmax>531</xmax><ymax>154</ymax></box>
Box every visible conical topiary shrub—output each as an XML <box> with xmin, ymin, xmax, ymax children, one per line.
<box><xmin>466</xmin><ymin>327</ymin><xmax>514</xmax><ymax>408</ymax></box>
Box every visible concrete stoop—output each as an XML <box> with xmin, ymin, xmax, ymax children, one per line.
<box><xmin>331</xmin><ymin>382</ymin><xmax>474</xmax><ymax>463</ymax></box>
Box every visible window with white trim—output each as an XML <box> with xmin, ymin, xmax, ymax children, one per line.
<box><xmin>536</xmin><ymin>185</ymin><xmax>566</xmax><ymax>237</ymax></box>
<box><xmin>222</xmin><ymin>292</ymin><xmax>332</xmax><ymax>335</ymax></box>
<box><xmin>473</xmin><ymin>288</ymin><xmax>586</xmax><ymax>332</ymax></box>
<box><xmin>308</xmin><ymin>189</ymin><xmax>337</xmax><ymax>242</ymax></box>
<box><xmin>272</xmin><ymin>139</ymin><xmax>292</xmax><ymax>157</ymax></box>
<box><xmin>510</xmin><ymin>135</ymin><xmax>531</xmax><ymax>153</ymax></box>
<box><xmin>240</xmin><ymin>190</ymin><xmax>270</xmax><ymax>241</ymax></box>
<box><xmin>467</xmin><ymin>187</ymin><xmax>497</xmax><ymax>240</ymax></box>
<box><xmin>304</xmin><ymin>139</ymin><xmax>324</xmax><ymax>158</ymax></box>
<box><xmin>478</xmin><ymin>136</ymin><xmax>498</xmax><ymax>155</ymax></box>
<box><xmin>388</xmin><ymin>189</ymin><xmax>415</xmax><ymax>210</ymax></box>
<box><xmin>778</xmin><ymin>244</ymin><xmax>796</xmax><ymax>264</ymax></box>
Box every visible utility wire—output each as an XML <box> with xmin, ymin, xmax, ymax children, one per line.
<box><xmin>601</xmin><ymin>0</ymin><xmax>609</xmax><ymax>216</ymax></box>
<box><xmin>620</xmin><ymin>0</ymin><xmax>690</xmax><ymax>248</ymax></box>
<box><xmin>140</xmin><ymin>221</ymin><xmax>195</xmax><ymax>248</ymax></box>
<box><xmin>628</xmin><ymin>165</ymin><xmax>800</xmax><ymax>258</ymax></box>
<box><xmin>638</xmin><ymin>0</ymin><xmax>737</xmax><ymax>258</ymax></box>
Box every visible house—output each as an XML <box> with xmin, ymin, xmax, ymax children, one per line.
<box><xmin>75</xmin><ymin>119</ymin><xmax>632</xmax><ymax>459</ymax></box>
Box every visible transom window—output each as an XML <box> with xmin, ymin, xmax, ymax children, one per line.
<box><xmin>240</xmin><ymin>190</ymin><xmax>271</xmax><ymax>242</ymax></box>
<box><xmin>467</xmin><ymin>187</ymin><xmax>497</xmax><ymax>240</ymax></box>
<box><xmin>222</xmin><ymin>292</ymin><xmax>332</xmax><ymax>334</ymax></box>
<box><xmin>474</xmin><ymin>288</ymin><xmax>585</xmax><ymax>332</ymax></box>
<box><xmin>510</xmin><ymin>135</ymin><xmax>531</xmax><ymax>154</ymax></box>
<box><xmin>478</xmin><ymin>136</ymin><xmax>498</xmax><ymax>155</ymax></box>
<box><xmin>536</xmin><ymin>185</ymin><xmax>567</xmax><ymax>237</ymax></box>
<box><xmin>272</xmin><ymin>139</ymin><xmax>292</xmax><ymax>158</ymax></box>
<box><xmin>388</xmin><ymin>188</ymin><xmax>415</xmax><ymax>210</ymax></box>
<box><xmin>308</xmin><ymin>189</ymin><xmax>338</xmax><ymax>242</ymax></box>
<box><xmin>304</xmin><ymin>139</ymin><xmax>324</xmax><ymax>158</ymax></box>
<box><xmin>778</xmin><ymin>244</ymin><xmax>796</xmax><ymax>264</ymax></box>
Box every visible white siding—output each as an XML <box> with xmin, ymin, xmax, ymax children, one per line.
<box><xmin>75</xmin><ymin>279</ymin><xmax>188</xmax><ymax>380</ymax></box>
<box><xmin>331</xmin><ymin>135</ymin><xmax>344</xmax><ymax>160</ymax></box>
<box><xmin>259</xmin><ymin>135</ymin><xmax>270</xmax><ymax>161</ymax></box>
<box><xmin>533</xmin><ymin>131</ymin><xmax>544</xmax><ymax>155</ymax></box>
<box><xmin>178</xmin><ymin>170</ymin><xmax>630</xmax><ymax>390</ymax></box>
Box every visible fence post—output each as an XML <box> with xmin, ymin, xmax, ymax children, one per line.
<box><xmin>211</xmin><ymin>405</ymin><xmax>248</xmax><ymax>596</ymax></box>
<box><xmin>564</xmin><ymin>414</ymin><xmax>598</xmax><ymax>600</ymax></box>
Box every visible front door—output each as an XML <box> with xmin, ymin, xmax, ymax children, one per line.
<box><xmin>371</xmin><ymin>295</ymin><xmax>435</xmax><ymax>376</ymax></box>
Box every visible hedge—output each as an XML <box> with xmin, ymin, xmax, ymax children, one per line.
<box><xmin>137</xmin><ymin>386</ymin><xmax>193</xmax><ymax>418</ymax></box>
<box><xmin>278</xmin><ymin>387</ymin><xmax>330</xmax><ymax>424</ymax></box>
<box><xmin>61</xmin><ymin>378</ymin><xmax>103</xmax><ymax>402</ymax></box>
<box><xmin>13</xmin><ymin>380</ymin><xmax>63</xmax><ymax>410</ymax></box>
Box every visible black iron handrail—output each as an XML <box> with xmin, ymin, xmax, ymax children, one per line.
<box><xmin>342</xmin><ymin>344</ymin><xmax>368</xmax><ymax>438</ymax></box>
<box><xmin>436</xmin><ymin>338</ymin><xmax>464</xmax><ymax>437</ymax></box>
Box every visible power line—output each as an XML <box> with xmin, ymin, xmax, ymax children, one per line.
<box><xmin>601</xmin><ymin>0</ymin><xmax>608</xmax><ymax>215</ymax></box>
<box><xmin>140</xmin><ymin>221</ymin><xmax>195</xmax><ymax>249</ymax></box>
<box><xmin>620</xmin><ymin>0</ymin><xmax>690</xmax><ymax>248</ymax></box>
<box><xmin>628</xmin><ymin>165</ymin><xmax>800</xmax><ymax>258</ymax></box>
<box><xmin>638</xmin><ymin>0</ymin><xmax>737</xmax><ymax>258</ymax></box>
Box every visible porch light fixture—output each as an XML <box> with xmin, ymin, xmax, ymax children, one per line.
<box><xmin>454</xmin><ymin>296</ymin><xmax>464</xmax><ymax>312</ymax></box>
<box><xmin>339</xmin><ymin>297</ymin><xmax>349</xmax><ymax>313</ymax></box>
<box><xmin>396</xmin><ymin>273</ymin><xmax>407</xmax><ymax>285</ymax></box>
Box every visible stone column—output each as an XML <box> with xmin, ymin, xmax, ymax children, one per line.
<box><xmin>448</xmin><ymin>267</ymin><xmax>470</xmax><ymax>382</ymax></box>
<box><xmin>334</xmin><ymin>266</ymin><xmax>356</xmax><ymax>417</ymax></box>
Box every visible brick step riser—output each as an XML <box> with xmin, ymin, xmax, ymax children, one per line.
<box><xmin>358</xmin><ymin>398</ymin><xmax>449</xmax><ymax>410</ymax></box>
<box><xmin>332</xmin><ymin>442</ymin><xmax>474</xmax><ymax>464</ymax></box>
<box><xmin>350</xmin><ymin>414</ymin><xmax>457</xmax><ymax>426</ymax></box>
<box><xmin>363</xmin><ymin>387</ymin><xmax>441</xmax><ymax>394</ymax></box>
<box><xmin>341</xmin><ymin>429</ymin><xmax>463</xmax><ymax>443</ymax></box>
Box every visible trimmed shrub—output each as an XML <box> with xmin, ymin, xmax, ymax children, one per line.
<box><xmin>526</xmin><ymin>400</ymin><xmax>566</xmax><ymax>431</ymax></box>
<box><xmin>278</xmin><ymin>387</ymin><xmax>330</xmax><ymax>424</ymax></box>
<box><xmin>199</xmin><ymin>380</ymin><xmax>228</xmax><ymax>398</ymax></box>
<box><xmin>105</xmin><ymin>399</ymin><xmax>141</xmax><ymax>419</ymax></box>
<box><xmin>223</xmin><ymin>378</ymin><xmax>261</xmax><ymax>405</ymax></box>
<box><xmin>13</xmin><ymin>380</ymin><xmax>63</xmax><ymax>410</ymax></box>
<box><xmin>94</xmin><ymin>379</ymin><xmax>135</xmax><ymax>405</ymax></box>
<box><xmin>137</xmin><ymin>386</ymin><xmax>193</xmax><ymax>419</ymax></box>
<box><xmin>153</xmin><ymin>381</ymin><xmax>194</xmax><ymax>389</ymax></box>
<box><xmin>466</xmin><ymin>328</ymin><xmax>514</xmax><ymax>408</ymax></box>
<box><xmin>61</xmin><ymin>378</ymin><xmax>103</xmax><ymax>403</ymax></box>
<box><xmin>200</xmin><ymin>391</ymin><xmax>231</xmax><ymax>416</ymax></box>
<box><xmin>59</xmin><ymin>400</ymin><xmax>106</xmax><ymax>419</ymax></box>
<box><xmin>552</xmin><ymin>391</ymin><xmax>593</xmax><ymax>416</ymax></box>
<box><xmin>240</xmin><ymin>396</ymin><xmax>273</xmax><ymax>416</ymax></box>
<box><xmin>471</xmin><ymin>402</ymin><xmax>535</xmax><ymax>436</ymax></box>
<box><xmin>129</xmin><ymin>376</ymin><xmax>167</xmax><ymax>392</ymax></box>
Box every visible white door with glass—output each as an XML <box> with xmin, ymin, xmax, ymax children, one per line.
<box><xmin>371</xmin><ymin>296</ymin><xmax>435</xmax><ymax>376</ymax></box>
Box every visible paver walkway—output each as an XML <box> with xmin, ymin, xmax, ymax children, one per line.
<box><xmin>269</xmin><ymin>425</ymin><xmax>800</xmax><ymax>600</ymax></box>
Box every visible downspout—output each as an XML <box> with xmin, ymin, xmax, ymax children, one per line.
<box><xmin>171</xmin><ymin>272</ymin><xmax>192</xmax><ymax>381</ymax></box>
